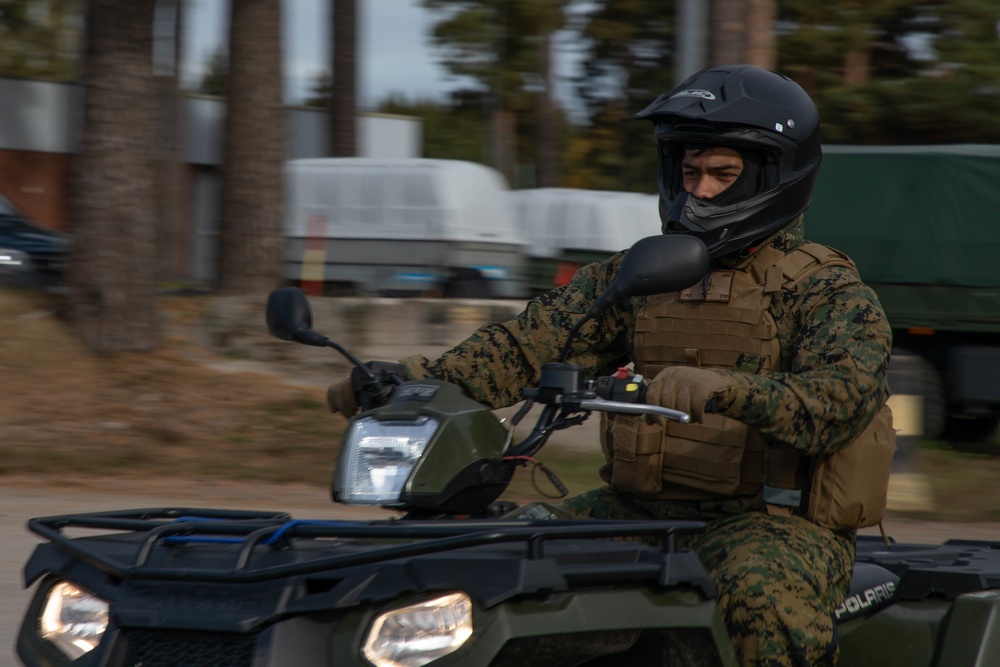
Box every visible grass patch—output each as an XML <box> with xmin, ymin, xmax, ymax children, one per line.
<box><xmin>909</xmin><ymin>442</ymin><xmax>1000</xmax><ymax>521</ymax></box>
<box><xmin>500</xmin><ymin>446</ymin><xmax>606</xmax><ymax>504</ymax></box>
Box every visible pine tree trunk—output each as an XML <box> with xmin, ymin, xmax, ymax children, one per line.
<box><xmin>68</xmin><ymin>0</ymin><xmax>161</xmax><ymax>352</ymax></box>
<box><xmin>710</xmin><ymin>0</ymin><xmax>745</xmax><ymax>66</ymax></box>
<box><xmin>331</xmin><ymin>0</ymin><xmax>357</xmax><ymax>156</ymax></box>
<box><xmin>535</xmin><ymin>31</ymin><xmax>559</xmax><ymax>188</ymax></box>
<box><xmin>491</xmin><ymin>108</ymin><xmax>517</xmax><ymax>187</ymax></box>
<box><xmin>745</xmin><ymin>0</ymin><xmax>776</xmax><ymax>70</ymax></box>
<box><xmin>217</xmin><ymin>0</ymin><xmax>284</xmax><ymax>294</ymax></box>
<box><xmin>154</xmin><ymin>0</ymin><xmax>186</xmax><ymax>282</ymax></box>
<box><xmin>710</xmin><ymin>0</ymin><xmax>775</xmax><ymax>69</ymax></box>
<box><xmin>843</xmin><ymin>48</ymin><xmax>871</xmax><ymax>86</ymax></box>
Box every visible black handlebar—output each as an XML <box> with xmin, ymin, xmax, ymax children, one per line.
<box><xmin>351</xmin><ymin>361</ymin><xmax>407</xmax><ymax>412</ymax></box>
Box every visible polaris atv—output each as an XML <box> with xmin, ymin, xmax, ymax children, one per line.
<box><xmin>16</xmin><ymin>235</ymin><xmax>1000</xmax><ymax>667</ymax></box>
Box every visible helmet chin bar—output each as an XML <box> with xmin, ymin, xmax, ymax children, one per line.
<box><xmin>663</xmin><ymin>191</ymin><xmax>737</xmax><ymax>259</ymax></box>
<box><xmin>666</xmin><ymin>192</ymin><xmax>696</xmax><ymax>231</ymax></box>
<box><xmin>659</xmin><ymin>161</ymin><xmax>816</xmax><ymax>259</ymax></box>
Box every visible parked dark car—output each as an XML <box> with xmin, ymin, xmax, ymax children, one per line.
<box><xmin>0</xmin><ymin>194</ymin><xmax>69</xmax><ymax>290</ymax></box>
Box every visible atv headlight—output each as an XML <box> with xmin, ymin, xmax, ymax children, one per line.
<box><xmin>362</xmin><ymin>592</ymin><xmax>473</xmax><ymax>667</ymax></box>
<box><xmin>39</xmin><ymin>581</ymin><xmax>109</xmax><ymax>660</ymax></box>
<box><xmin>338</xmin><ymin>415</ymin><xmax>439</xmax><ymax>504</ymax></box>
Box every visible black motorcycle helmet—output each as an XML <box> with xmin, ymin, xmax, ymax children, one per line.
<box><xmin>635</xmin><ymin>64</ymin><xmax>822</xmax><ymax>259</ymax></box>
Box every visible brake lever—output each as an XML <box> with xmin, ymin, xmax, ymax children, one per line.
<box><xmin>577</xmin><ymin>397</ymin><xmax>691</xmax><ymax>424</ymax></box>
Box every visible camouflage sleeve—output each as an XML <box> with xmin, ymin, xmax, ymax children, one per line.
<box><xmin>400</xmin><ymin>255</ymin><xmax>637</xmax><ymax>409</ymax></box>
<box><xmin>720</xmin><ymin>265</ymin><xmax>892</xmax><ymax>455</ymax></box>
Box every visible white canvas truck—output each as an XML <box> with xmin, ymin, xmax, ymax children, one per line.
<box><xmin>506</xmin><ymin>188</ymin><xmax>661</xmax><ymax>294</ymax></box>
<box><xmin>284</xmin><ymin>158</ymin><xmax>528</xmax><ymax>298</ymax></box>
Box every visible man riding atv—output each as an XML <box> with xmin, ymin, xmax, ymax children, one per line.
<box><xmin>329</xmin><ymin>64</ymin><xmax>895</xmax><ymax>666</ymax></box>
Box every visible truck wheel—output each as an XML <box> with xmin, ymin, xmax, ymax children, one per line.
<box><xmin>443</xmin><ymin>268</ymin><xmax>494</xmax><ymax>298</ymax></box>
<box><xmin>321</xmin><ymin>281</ymin><xmax>359</xmax><ymax>297</ymax></box>
<box><xmin>943</xmin><ymin>416</ymin><xmax>1000</xmax><ymax>454</ymax></box>
<box><xmin>888</xmin><ymin>351</ymin><xmax>946</xmax><ymax>442</ymax></box>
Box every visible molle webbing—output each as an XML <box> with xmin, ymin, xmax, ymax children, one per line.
<box><xmin>633</xmin><ymin>302</ymin><xmax>778</xmax><ymax>373</ymax></box>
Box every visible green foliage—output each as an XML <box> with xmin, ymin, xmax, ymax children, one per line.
<box><xmin>304</xmin><ymin>70</ymin><xmax>332</xmax><ymax>108</ymax></box>
<box><xmin>198</xmin><ymin>51</ymin><xmax>229</xmax><ymax>97</ymax></box>
<box><xmin>574</xmin><ymin>0</ymin><xmax>676</xmax><ymax>112</ymax></box>
<box><xmin>416</xmin><ymin>0</ymin><xmax>1000</xmax><ymax>190</ymax></box>
<box><xmin>779</xmin><ymin>0</ymin><xmax>1000</xmax><ymax>143</ymax></box>
<box><xmin>377</xmin><ymin>93</ymin><xmax>486</xmax><ymax>163</ymax></box>
<box><xmin>197</xmin><ymin>49</ymin><xmax>228</xmax><ymax>98</ymax></box>
<box><xmin>0</xmin><ymin>0</ymin><xmax>82</xmax><ymax>81</ymax></box>
<box><xmin>820</xmin><ymin>74</ymin><xmax>1000</xmax><ymax>144</ymax></box>
<box><xmin>419</xmin><ymin>0</ymin><xmax>571</xmax><ymax>184</ymax></box>
<box><xmin>566</xmin><ymin>0</ymin><xmax>675</xmax><ymax>191</ymax></box>
<box><xmin>412</xmin><ymin>0</ymin><xmax>672</xmax><ymax>190</ymax></box>
<box><xmin>423</xmin><ymin>0</ymin><xmax>567</xmax><ymax>99</ymax></box>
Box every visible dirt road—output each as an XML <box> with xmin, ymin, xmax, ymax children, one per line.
<box><xmin>3</xmin><ymin>475</ymin><xmax>998</xmax><ymax>667</ymax></box>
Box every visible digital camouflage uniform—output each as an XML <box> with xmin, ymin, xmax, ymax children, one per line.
<box><xmin>401</xmin><ymin>219</ymin><xmax>892</xmax><ymax>667</ymax></box>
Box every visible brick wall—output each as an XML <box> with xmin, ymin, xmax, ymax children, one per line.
<box><xmin>0</xmin><ymin>149</ymin><xmax>72</xmax><ymax>231</ymax></box>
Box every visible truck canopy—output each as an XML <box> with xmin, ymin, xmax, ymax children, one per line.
<box><xmin>282</xmin><ymin>158</ymin><xmax>527</xmax><ymax>297</ymax></box>
<box><xmin>285</xmin><ymin>158</ymin><xmax>522</xmax><ymax>245</ymax></box>
<box><xmin>507</xmin><ymin>188</ymin><xmax>661</xmax><ymax>258</ymax></box>
<box><xmin>807</xmin><ymin>145</ymin><xmax>1000</xmax><ymax>288</ymax></box>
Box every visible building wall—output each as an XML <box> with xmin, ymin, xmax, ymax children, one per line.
<box><xmin>0</xmin><ymin>77</ymin><xmax>423</xmax><ymax>281</ymax></box>
<box><xmin>0</xmin><ymin>149</ymin><xmax>72</xmax><ymax>231</ymax></box>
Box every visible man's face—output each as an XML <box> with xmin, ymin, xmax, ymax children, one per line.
<box><xmin>681</xmin><ymin>146</ymin><xmax>744</xmax><ymax>200</ymax></box>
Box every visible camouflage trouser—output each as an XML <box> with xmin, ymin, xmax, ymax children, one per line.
<box><xmin>560</xmin><ymin>486</ymin><xmax>856</xmax><ymax>667</ymax></box>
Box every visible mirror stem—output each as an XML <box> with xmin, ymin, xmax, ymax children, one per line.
<box><xmin>319</xmin><ymin>338</ymin><xmax>380</xmax><ymax>384</ymax></box>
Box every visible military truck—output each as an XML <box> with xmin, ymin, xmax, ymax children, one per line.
<box><xmin>506</xmin><ymin>188</ymin><xmax>661</xmax><ymax>295</ymax></box>
<box><xmin>284</xmin><ymin>158</ymin><xmax>528</xmax><ymax>299</ymax></box>
<box><xmin>806</xmin><ymin>145</ymin><xmax>1000</xmax><ymax>445</ymax></box>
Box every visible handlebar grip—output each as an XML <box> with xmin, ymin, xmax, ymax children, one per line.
<box><xmin>596</xmin><ymin>375</ymin><xmax>719</xmax><ymax>415</ymax></box>
<box><xmin>595</xmin><ymin>375</ymin><xmax>647</xmax><ymax>403</ymax></box>
<box><xmin>353</xmin><ymin>361</ymin><xmax>406</xmax><ymax>410</ymax></box>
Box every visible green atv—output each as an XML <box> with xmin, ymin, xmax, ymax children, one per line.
<box><xmin>16</xmin><ymin>235</ymin><xmax>1000</xmax><ymax>667</ymax></box>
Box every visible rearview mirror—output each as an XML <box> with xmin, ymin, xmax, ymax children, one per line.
<box><xmin>588</xmin><ymin>234</ymin><xmax>709</xmax><ymax>318</ymax></box>
<box><xmin>266</xmin><ymin>286</ymin><xmax>315</xmax><ymax>343</ymax></box>
<box><xmin>614</xmin><ymin>234</ymin><xmax>710</xmax><ymax>299</ymax></box>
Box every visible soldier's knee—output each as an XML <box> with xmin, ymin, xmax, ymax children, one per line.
<box><xmin>716</xmin><ymin>587</ymin><xmax>837</xmax><ymax>667</ymax></box>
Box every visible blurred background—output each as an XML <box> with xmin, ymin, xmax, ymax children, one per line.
<box><xmin>3</xmin><ymin>0</ymin><xmax>1000</xmax><ymax>512</ymax></box>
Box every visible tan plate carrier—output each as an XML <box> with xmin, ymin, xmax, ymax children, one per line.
<box><xmin>600</xmin><ymin>242</ymin><xmax>895</xmax><ymax>530</ymax></box>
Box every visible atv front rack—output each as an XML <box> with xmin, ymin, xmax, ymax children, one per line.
<box><xmin>25</xmin><ymin>507</ymin><xmax>715</xmax><ymax>600</ymax></box>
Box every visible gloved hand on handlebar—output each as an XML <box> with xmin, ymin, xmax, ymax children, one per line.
<box><xmin>327</xmin><ymin>361</ymin><xmax>411</xmax><ymax>415</ymax></box>
<box><xmin>327</xmin><ymin>375</ymin><xmax>358</xmax><ymax>415</ymax></box>
<box><xmin>645</xmin><ymin>366</ymin><xmax>734</xmax><ymax>423</ymax></box>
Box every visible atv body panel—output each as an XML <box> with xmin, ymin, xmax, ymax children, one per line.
<box><xmin>17</xmin><ymin>508</ymin><xmax>738</xmax><ymax>667</ymax></box>
<box><xmin>836</xmin><ymin>536</ymin><xmax>1000</xmax><ymax>667</ymax></box>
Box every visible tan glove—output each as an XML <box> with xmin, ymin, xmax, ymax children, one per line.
<box><xmin>645</xmin><ymin>366</ymin><xmax>732</xmax><ymax>423</ymax></box>
<box><xmin>326</xmin><ymin>375</ymin><xmax>358</xmax><ymax>416</ymax></box>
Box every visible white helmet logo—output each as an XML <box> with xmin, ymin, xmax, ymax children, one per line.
<box><xmin>670</xmin><ymin>89</ymin><xmax>716</xmax><ymax>101</ymax></box>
